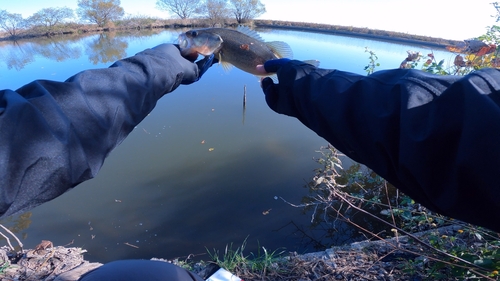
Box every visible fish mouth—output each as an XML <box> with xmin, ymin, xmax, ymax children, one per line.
<box><xmin>178</xmin><ymin>34</ymin><xmax>188</xmax><ymax>49</ymax></box>
<box><xmin>177</xmin><ymin>30</ymin><xmax>224</xmax><ymax>57</ymax></box>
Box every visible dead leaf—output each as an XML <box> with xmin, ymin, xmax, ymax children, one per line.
<box><xmin>34</xmin><ymin>240</ymin><xmax>53</xmax><ymax>252</ymax></box>
<box><xmin>454</xmin><ymin>55</ymin><xmax>466</xmax><ymax>67</ymax></box>
<box><xmin>446</xmin><ymin>40</ymin><xmax>497</xmax><ymax>56</ymax></box>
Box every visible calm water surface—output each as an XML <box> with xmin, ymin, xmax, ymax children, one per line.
<box><xmin>0</xmin><ymin>28</ymin><xmax>453</xmax><ymax>262</ymax></box>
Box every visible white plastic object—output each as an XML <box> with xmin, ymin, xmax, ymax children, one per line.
<box><xmin>206</xmin><ymin>268</ymin><xmax>243</xmax><ymax>281</ymax></box>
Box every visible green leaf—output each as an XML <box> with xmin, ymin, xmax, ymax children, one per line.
<box><xmin>474</xmin><ymin>258</ymin><xmax>494</xmax><ymax>268</ymax></box>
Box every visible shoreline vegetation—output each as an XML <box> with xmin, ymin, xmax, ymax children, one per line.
<box><xmin>254</xmin><ymin>20</ymin><xmax>462</xmax><ymax>49</ymax></box>
<box><xmin>0</xmin><ymin>18</ymin><xmax>464</xmax><ymax>49</ymax></box>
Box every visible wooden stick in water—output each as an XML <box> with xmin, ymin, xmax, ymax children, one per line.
<box><xmin>243</xmin><ymin>85</ymin><xmax>247</xmax><ymax>108</ymax></box>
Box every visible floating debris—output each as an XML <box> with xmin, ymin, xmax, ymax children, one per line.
<box><xmin>124</xmin><ymin>242</ymin><xmax>139</xmax><ymax>249</ymax></box>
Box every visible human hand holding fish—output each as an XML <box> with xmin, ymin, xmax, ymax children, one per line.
<box><xmin>149</xmin><ymin>44</ymin><xmax>217</xmax><ymax>84</ymax></box>
<box><xmin>170</xmin><ymin>44</ymin><xmax>217</xmax><ymax>84</ymax></box>
<box><xmin>255</xmin><ymin>58</ymin><xmax>291</xmax><ymax>75</ymax></box>
<box><xmin>193</xmin><ymin>53</ymin><xmax>216</xmax><ymax>82</ymax></box>
<box><xmin>259</xmin><ymin>59</ymin><xmax>325</xmax><ymax>118</ymax></box>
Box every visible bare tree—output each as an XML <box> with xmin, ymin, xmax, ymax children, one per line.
<box><xmin>199</xmin><ymin>0</ymin><xmax>231</xmax><ymax>26</ymax></box>
<box><xmin>27</xmin><ymin>7</ymin><xmax>74</xmax><ymax>32</ymax></box>
<box><xmin>156</xmin><ymin>0</ymin><xmax>202</xmax><ymax>19</ymax></box>
<box><xmin>0</xmin><ymin>10</ymin><xmax>25</xmax><ymax>37</ymax></box>
<box><xmin>77</xmin><ymin>0</ymin><xmax>124</xmax><ymax>27</ymax></box>
<box><xmin>229</xmin><ymin>0</ymin><xmax>265</xmax><ymax>24</ymax></box>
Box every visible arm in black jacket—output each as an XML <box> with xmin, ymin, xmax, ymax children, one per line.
<box><xmin>0</xmin><ymin>44</ymin><xmax>203</xmax><ymax>218</ymax></box>
<box><xmin>262</xmin><ymin>60</ymin><xmax>500</xmax><ymax>232</ymax></box>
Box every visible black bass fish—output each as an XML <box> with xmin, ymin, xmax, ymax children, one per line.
<box><xmin>178</xmin><ymin>26</ymin><xmax>316</xmax><ymax>76</ymax></box>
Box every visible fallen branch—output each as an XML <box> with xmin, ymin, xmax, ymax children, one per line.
<box><xmin>0</xmin><ymin>223</ymin><xmax>23</xmax><ymax>250</ymax></box>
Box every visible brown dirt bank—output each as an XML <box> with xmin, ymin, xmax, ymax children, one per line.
<box><xmin>254</xmin><ymin>20</ymin><xmax>463</xmax><ymax>49</ymax></box>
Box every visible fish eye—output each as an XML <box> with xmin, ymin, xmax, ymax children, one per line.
<box><xmin>189</xmin><ymin>31</ymin><xmax>198</xmax><ymax>37</ymax></box>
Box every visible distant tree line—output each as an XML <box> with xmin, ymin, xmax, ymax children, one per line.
<box><xmin>0</xmin><ymin>0</ymin><xmax>265</xmax><ymax>38</ymax></box>
<box><xmin>156</xmin><ymin>0</ymin><xmax>265</xmax><ymax>25</ymax></box>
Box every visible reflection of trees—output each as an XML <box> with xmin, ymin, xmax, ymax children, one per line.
<box><xmin>0</xmin><ymin>31</ymin><xmax>130</xmax><ymax>70</ymax></box>
<box><xmin>118</xmin><ymin>28</ymin><xmax>166</xmax><ymax>40</ymax></box>
<box><xmin>30</xmin><ymin>38</ymin><xmax>82</xmax><ymax>62</ymax></box>
<box><xmin>0</xmin><ymin>30</ymin><xmax>184</xmax><ymax>70</ymax></box>
<box><xmin>0</xmin><ymin>212</ymin><xmax>32</xmax><ymax>241</ymax></box>
<box><xmin>0</xmin><ymin>36</ymin><xmax>82</xmax><ymax>70</ymax></box>
<box><xmin>85</xmin><ymin>32</ymin><xmax>128</xmax><ymax>64</ymax></box>
<box><xmin>0</xmin><ymin>41</ymin><xmax>35</xmax><ymax>70</ymax></box>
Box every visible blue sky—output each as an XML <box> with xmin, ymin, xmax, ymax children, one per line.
<box><xmin>0</xmin><ymin>0</ymin><xmax>496</xmax><ymax>40</ymax></box>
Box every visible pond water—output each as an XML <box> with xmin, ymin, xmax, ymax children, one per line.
<box><xmin>0</xmin><ymin>28</ymin><xmax>454</xmax><ymax>263</ymax></box>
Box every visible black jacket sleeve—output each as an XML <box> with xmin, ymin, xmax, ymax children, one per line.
<box><xmin>0</xmin><ymin>44</ymin><xmax>197</xmax><ymax>218</ymax></box>
<box><xmin>265</xmin><ymin>61</ymin><xmax>500</xmax><ymax>232</ymax></box>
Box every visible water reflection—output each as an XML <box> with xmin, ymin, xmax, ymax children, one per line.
<box><xmin>85</xmin><ymin>32</ymin><xmax>128</xmax><ymax>64</ymax></box>
<box><xmin>0</xmin><ymin>32</ymin><xmax>134</xmax><ymax>70</ymax></box>
<box><xmin>0</xmin><ymin>213</ymin><xmax>32</xmax><ymax>241</ymax></box>
<box><xmin>0</xmin><ymin>41</ymin><xmax>36</xmax><ymax>71</ymax></box>
<box><xmin>30</xmin><ymin>38</ymin><xmax>81</xmax><ymax>62</ymax></box>
<box><xmin>0</xmin><ymin>36</ymin><xmax>83</xmax><ymax>70</ymax></box>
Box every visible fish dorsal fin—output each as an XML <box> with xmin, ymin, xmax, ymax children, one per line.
<box><xmin>265</xmin><ymin>41</ymin><xmax>294</xmax><ymax>59</ymax></box>
<box><xmin>237</xmin><ymin>25</ymin><xmax>263</xmax><ymax>42</ymax></box>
